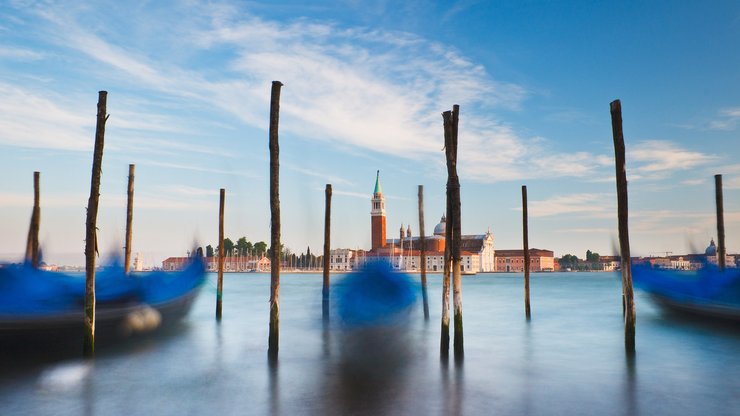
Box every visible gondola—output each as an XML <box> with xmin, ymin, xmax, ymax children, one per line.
<box><xmin>0</xmin><ymin>256</ymin><xmax>205</xmax><ymax>345</ymax></box>
<box><xmin>632</xmin><ymin>263</ymin><xmax>740</xmax><ymax>323</ymax></box>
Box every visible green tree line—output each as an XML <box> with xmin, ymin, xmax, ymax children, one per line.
<box><xmin>201</xmin><ymin>238</ymin><xmax>321</xmax><ymax>268</ymax></box>
<box><xmin>558</xmin><ymin>250</ymin><xmax>602</xmax><ymax>271</ymax></box>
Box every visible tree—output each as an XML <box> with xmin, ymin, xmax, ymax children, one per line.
<box><xmin>254</xmin><ymin>241</ymin><xmax>267</xmax><ymax>257</ymax></box>
<box><xmin>236</xmin><ymin>236</ymin><xmax>252</xmax><ymax>256</ymax></box>
<box><xmin>206</xmin><ymin>245</ymin><xmax>214</xmax><ymax>258</ymax></box>
<box><xmin>217</xmin><ymin>238</ymin><xmax>235</xmax><ymax>257</ymax></box>
<box><xmin>559</xmin><ymin>254</ymin><xmax>580</xmax><ymax>269</ymax></box>
<box><xmin>586</xmin><ymin>250</ymin><xmax>600</xmax><ymax>262</ymax></box>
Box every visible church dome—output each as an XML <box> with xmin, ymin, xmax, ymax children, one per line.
<box><xmin>705</xmin><ymin>239</ymin><xmax>717</xmax><ymax>256</ymax></box>
<box><xmin>433</xmin><ymin>215</ymin><xmax>446</xmax><ymax>236</ymax></box>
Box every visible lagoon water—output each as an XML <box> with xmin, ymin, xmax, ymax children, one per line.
<box><xmin>1</xmin><ymin>272</ymin><xmax>738</xmax><ymax>415</ymax></box>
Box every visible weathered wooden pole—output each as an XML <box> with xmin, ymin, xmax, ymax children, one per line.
<box><xmin>440</xmin><ymin>110</ymin><xmax>453</xmax><ymax>359</ymax></box>
<box><xmin>216</xmin><ymin>188</ymin><xmax>225</xmax><ymax>321</ymax></box>
<box><xmin>124</xmin><ymin>164</ymin><xmax>135</xmax><ymax>274</ymax></box>
<box><xmin>715</xmin><ymin>174</ymin><xmax>726</xmax><ymax>271</ymax></box>
<box><xmin>610</xmin><ymin>99</ymin><xmax>636</xmax><ymax>356</ymax></box>
<box><xmin>25</xmin><ymin>171</ymin><xmax>41</xmax><ymax>268</ymax></box>
<box><xmin>84</xmin><ymin>91</ymin><xmax>108</xmax><ymax>357</ymax></box>
<box><xmin>323</xmin><ymin>184</ymin><xmax>332</xmax><ymax>321</ymax></box>
<box><xmin>449</xmin><ymin>104</ymin><xmax>464</xmax><ymax>361</ymax></box>
<box><xmin>418</xmin><ymin>185</ymin><xmax>430</xmax><ymax>320</ymax></box>
<box><xmin>268</xmin><ymin>81</ymin><xmax>283</xmax><ymax>360</ymax></box>
<box><xmin>522</xmin><ymin>185</ymin><xmax>531</xmax><ymax>320</ymax></box>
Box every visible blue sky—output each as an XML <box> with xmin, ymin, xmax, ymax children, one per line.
<box><xmin>1</xmin><ymin>1</ymin><xmax>739</xmax><ymax>267</ymax></box>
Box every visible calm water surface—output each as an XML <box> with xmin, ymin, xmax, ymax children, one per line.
<box><xmin>1</xmin><ymin>272</ymin><xmax>738</xmax><ymax>415</ymax></box>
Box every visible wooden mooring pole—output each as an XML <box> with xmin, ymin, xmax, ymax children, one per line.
<box><xmin>84</xmin><ymin>91</ymin><xmax>108</xmax><ymax>357</ymax></box>
<box><xmin>124</xmin><ymin>164</ymin><xmax>135</xmax><ymax>274</ymax></box>
<box><xmin>449</xmin><ymin>104</ymin><xmax>464</xmax><ymax>361</ymax></box>
<box><xmin>268</xmin><ymin>81</ymin><xmax>283</xmax><ymax>360</ymax></box>
<box><xmin>323</xmin><ymin>184</ymin><xmax>332</xmax><ymax>321</ymax></box>
<box><xmin>715</xmin><ymin>174</ymin><xmax>726</xmax><ymax>271</ymax></box>
<box><xmin>25</xmin><ymin>171</ymin><xmax>41</xmax><ymax>268</ymax></box>
<box><xmin>522</xmin><ymin>185</ymin><xmax>531</xmax><ymax>320</ymax></box>
<box><xmin>216</xmin><ymin>188</ymin><xmax>225</xmax><ymax>321</ymax></box>
<box><xmin>418</xmin><ymin>185</ymin><xmax>430</xmax><ymax>321</ymax></box>
<box><xmin>610</xmin><ymin>99</ymin><xmax>636</xmax><ymax>356</ymax></box>
<box><xmin>440</xmin><ymin>111</ymin><xmax>453</xmax><ymax>359</ymax></box>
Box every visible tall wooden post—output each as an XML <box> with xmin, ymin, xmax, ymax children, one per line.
<box><xmin>84</xmin><ymin>91</ymin><xmax>108</xmax><ymax>357</ymax></box>
<box><xmin>418</xmin><ymin>185</ymin><xmax>430</xmax><ymax>320</ymax></box>
<box><xmin>522</xmin><ymin>185</ymin><xmax>531</xmax><ymax>320</ymax></box>
<box><xmin>25</xmin><ymin>171</ymin><xmax>41</xmax><ymax>268</ymax></box>
<box><xmin>124</xmin><ymin>164</ymin><xmax>135</xmax><ymax>274</ymax></box>
<box><xmin>323</xmin><ymin>184</ymin><xmax>332</xmax><ymax>321</ymax></box>
<box><xmin>715</xmin><ymin>174</ymin><xmax>726</xmax><ymax>271</ymax></box>
<box><xmin>216</xmin><ymin>188</ymin><xmax>225</xmax><ymax>321</ymax></box>
<box><xmin>268</xmin><ymin>81</ymin><xmax>283</xmax><ymax>360</ymax></box>
<box><xmin>440</xmin><ymin>110</ymin><xmax>453</xmax><ymax>358</ymax></box>
<box><xmin>449</xmin><ymin>104</ymin><xmax>464</xmax><ymax>361</ymax></box>
<box><xmin>610</xmin><ymin>99</ymin><xmax>636</xmax><ymax>356</ymax></box>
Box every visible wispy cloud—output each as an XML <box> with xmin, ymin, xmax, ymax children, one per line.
<box><xmin>331</xmin><ymin>189</ymin><xmax>369</xmax><ymax>199</ymax></box>
<box><xmin>155</xmin><ymin>185</ymin><xmax>222</xmax><ymax>197</ymax></box>
<box><xmin>11</xmin><ymin>0</ymin><xmax>620</xmax><ymax>184</ymax></box>
<box><xmin>708</xmin><ymin>107</ymin><xmax>740</xmax><ymax>130</ymax></box>
<box><xmin>287</xmin><ymin>165</ymin><xmax>354</xmax><ymax>186</ymax></box>
<box><xmin>628</xmin><ymin>140</ymin><xmax>717</xmax><ymax>180</ymax></box>
<box><xmin>0</xmin><ymin>83</ymin><xmax>92</xmax><ymax>151</ymax></box>
<box><xmin>0</xmin><ymin>45</ymin><xmax>43</xmax><ymax>60</ymax></box>
<box><xmin>523</xmin><ymin>193</ymin><xmax>613</xmax><ymax>218</ymax></box>
<box><xmin>137</xmin><ymin>159</ymin><xmax>259</xmax><ymax>178</ymax></box>
<box><xmin>681</xmin><ymin>178</ymin><xmax>705</xmax><ymax>186</ymax></box>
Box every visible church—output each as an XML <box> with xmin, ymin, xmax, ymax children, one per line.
<box><xmin>330</xmin><ymin>171</ymin><xmax>495</xmax><ymax>273</ymax></box>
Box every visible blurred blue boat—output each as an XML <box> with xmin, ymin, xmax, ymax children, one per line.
<box><xmin>336</xmin><ymin>261</ymin><xmax>417</xmax><ymax>327</ymax></box>
<box><xmin>0</xmin><ymin>256</ymin><xmax>205</xmax><ymax>342</ymax></box>
<box><xmin>633</xmin><ymin>264</ymin><xmax>740</xmax><ymax>322</ymax></box>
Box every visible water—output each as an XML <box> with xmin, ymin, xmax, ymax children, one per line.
<box><xmin>1</xmin><ymin>272</ymin><xmax>738</xmax><ymax>415</ymax></box>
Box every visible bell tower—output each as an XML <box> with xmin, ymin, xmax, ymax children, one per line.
<box><xmin>371</xmin><ymin>170</ymin><xmax>387</xmax><ymax>250</ymax></box>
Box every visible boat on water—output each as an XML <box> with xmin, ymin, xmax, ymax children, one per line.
<box><xmin>632</xmin><ymin>263</ymin><xmax>740</xmax><ymax>322</ymax></box>
<box><xmin>0</xmin><ymin>256</ymin><xmax>205</xmax><ymax>345</ymax></box>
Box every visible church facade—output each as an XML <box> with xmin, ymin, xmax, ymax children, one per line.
<box><xmin>330</xmin><ymin>171</ymin><xmax>495</xmax><ymax>273</ymax></box>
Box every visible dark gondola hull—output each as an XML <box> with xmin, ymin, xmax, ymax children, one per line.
<box><xmin>0</xmin><ymin>258</ymin><xmax>205</xmax><ymax>350</ymax></box>
<box><xmin>633</xmin><ymin>263</ymin><xmax>740</xmax><ymax>324</ymax></box>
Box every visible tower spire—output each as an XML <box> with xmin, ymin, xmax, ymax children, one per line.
<box><xmin>374</xmin><ymin>170</ymin><xmax>382</xmax><ymax>195</ymax></box>
<box><xmin>370</xmin><ymin>170</ymin><xmax>387</xmax><ymax>250</ymax></box>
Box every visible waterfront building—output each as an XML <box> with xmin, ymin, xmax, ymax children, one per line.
<box><xmin>704</xmin><ymin>238</ymin><xmax>737</xmax><ymax>268</ymax></box>
<box><xmin>329</xmin><ymin>248</ymin><xmax>356</xmax><ymax>271</ymax></box>
<box><xmin>133</xmin><ymin>252</ymin><xmax>144</xmax><ymax>272</ymax></box>
<box><xmin>358</xmin><ymin>171</ymin><xmax>496</xmax><ymax>273</ymax></box>
<box><xmin>597</xmin><ymin>255</ymin><xmax>620</xmax><ymax>271</ymax></box>
<box><xmin>163</xmin><ymin>255</ymin><xmax>270</xmax><ymax>272</ymax></box>
<box><xmin>494</xmin><ymin>249</ymin><xmax>555</xmax><ymax>272</ymax></box>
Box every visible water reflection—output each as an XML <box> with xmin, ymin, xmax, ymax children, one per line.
<box><xmin>624</xmin><ymin>354</ymin><xmax>638</xmax><ymax>416</ymax></box>
<box><xmin>440</xmin><ymin>359</ymin><xmax>464</xmax><ymax>416</ymax></box>
<box><xmin>268</xmin><ymin>357</ymin><xmax>279</xmax><ymax>416</ymax></box>
<box><xmin>316</xmin><ymin>325</ymin><xmax>413</xmax><ymax>416</ymax></box>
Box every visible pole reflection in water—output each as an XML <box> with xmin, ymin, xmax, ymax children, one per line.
<box><xmin>624</xmin><ymin>354</ymin><xmax>639</xmax><ymax>416</ymax></box>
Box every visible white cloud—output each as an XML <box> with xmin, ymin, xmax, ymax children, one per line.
<box><xmin>628</xmin><ymin>140</ymin><xmax>716</xmax><ymax>180</ymax></box>
<box><xmin>0</xmin><ymin>83</ymin><xmax>92</xmax><ymax>150</ymax></box>
<box><xmin>288</xmin><ymin>165</ymin><xmax>354</xmax><ymax>186</ymax></box>
<box><xmin>6</xmin><ymin>1</ymin><xmax>624</xmax><ymax>184</ymax></box>
<box><xmin>708</xmin><ymin>107</ymin><xmax>740</xmax><ymax>130</ymax></box>
<box><xmin>524</xmin><ymin>193</ymin><xmax>613</xmax><ymax>218</ymax></box>
<box><xmin>0</xmin><ymin>45</ymin><xmax>43</xmax><ymax>60</ymax></box>
<box><xmin>137</xmin><ymin>159</ymin><xmax>259</xmax><ymax>178</ymax></box>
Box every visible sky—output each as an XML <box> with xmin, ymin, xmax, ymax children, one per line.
<box><xmin>1</xmin><ymin>0</ymin><xmax>739</xmax><ymax>267</ymax></box>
